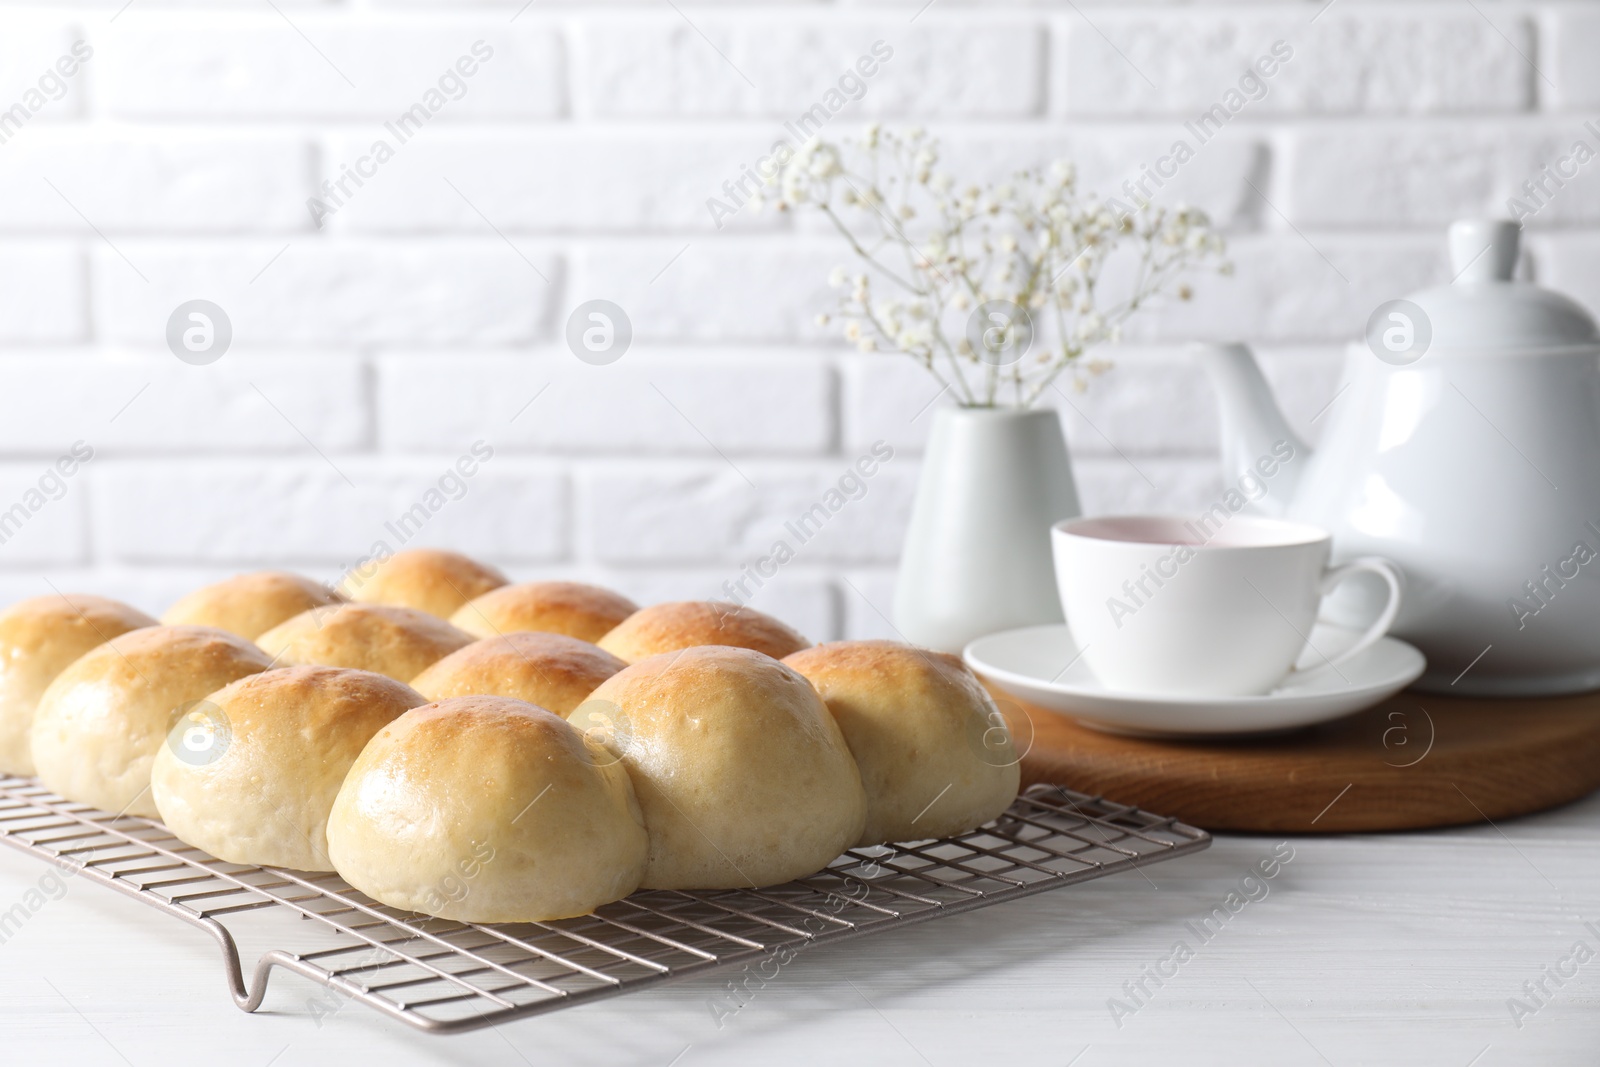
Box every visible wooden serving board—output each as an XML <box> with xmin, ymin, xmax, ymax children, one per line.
<box><xmin>1002</xmin><ymin>687</ymin><xmax>1600</xmax><ymax>833</ymax></box>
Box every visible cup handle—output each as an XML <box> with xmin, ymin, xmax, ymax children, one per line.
<box><xmin>1283</xmin><ymin>556</ymin><xmax>1404</xmax><ymax>684</ymax></box>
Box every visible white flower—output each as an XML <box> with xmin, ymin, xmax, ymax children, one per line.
<box><xmin>857</xmin><ymin>337</ymin><xmax>876</xmax><ymax>352</ymax></box>
<box><xmin>844</xmin><ymin>321</ymin><xmax>863</xmax><ymax>341</ymax></box>
<box><xmin>815</xmin><ymin>313</ymin><xmax>831</xmax><ymax>326</ymax></box>
<box><xmin>807</xmin><ymin>143</ymin><xmax>842</xmax><ymax>180</ymax></box>
<box><xmin>828</xmin><ymin>267</ymin><xmax>849</xmax><ymax>288</ymax></box>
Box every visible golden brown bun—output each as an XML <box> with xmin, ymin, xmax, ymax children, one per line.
<box><xmin>30</xmin><ymin>626</ymin><xmax>272</xmax><ymax>816</ymax></box>
<box><xmin>160</xmin><ymin>571</ymin><xmax>345</xmax><ymax>641</ymax></box>
<box><xmin>784</xmin><ymin>641</ymin><xmax>1020</xmax><ymax>846</ymax></box>
<box><xmin>596</xmin><ymin>601</ymin><xmax>810</xmax><ymax>664</ymax></box>
<box><xmin>450</xmin><ymin>581</ymin><xmax>639</xmax><ymax>644</ymax></box>
<box><xmin>256</xmin><ymin>603</ymin><xmax>474</xmax><ymax>683</ymax></box>
<box><xmin>328</xmin><ymin>695</ymin><xmax>648</xmax><ymax>921</ymax></box>
<box><xmin>151</xmin><ymin>667</ymin><xmax>427</xmax><ymax>871</ymax></box>
<box><xmin>0</xmin><ymin>594</ymin><xmax>157</xmax><ymax>776</ymax></box>
<box><xmin>411</xmin><ymin>632</ymin><xmax>626</xmax><ymax>716</ymax></box>
<box><xmin>575</xmin><ymin>645</ymin><xmax>865</xmax><ymax>889</ymax></box>
<box><xmin>341</xmin><ymin>549</ymin><xmax>507</xmax><ymax>619</ymax></box>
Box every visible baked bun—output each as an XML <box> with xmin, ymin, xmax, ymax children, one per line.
<box><xmin>160</xmin><ymin>571</ymin><xmax>345</xmax><ymax>640</ymax></box>
<box><xmin>450</xmin><ymin>581</ymin><xmax>638</xmax><ymax>644</ymax></box>
<box><xmin>784</xmin><ymin>641</ymin><xmax>1019</xmax><ymax>846</ymax></box>
<box><xmin>576</xmin><ymin>646</ymin><xmax>864</xmax><ymax>889</ymax></box>
<box><xmin>256</xmin><ymin>603</ymin><xmax>474</xmax><ymax>683</ymax></box>
<box><xmin>341</xmin><ymin>549</ymin><xmax>507</xmax><ymax>619</ymax></box>
<box><xmin>31</xmin><ymin>626</ymin><xmax>272</xmax><ymax>816</ymax></box>
<box><xmin>0</xmin><ymin>594</ymin><xmax>157</xmax><ymax>776</ymax></box>
<box><xmin>596</xmin><ymin>601</ymin><xmax>810</xmax><ymax>664</ymax></box>
<box><xmin>151</xmin><ymin>667</ymin><xmax>426</xmax><ymax>871</ymax></box>
<box><xmin>328</xmin><ymin>696</ymin><xmax>648</xmax><ymax>921</ymax></box>
<box><xmin>411</xmin><ymin>632</ymin><xmax>626</xmax><ymax>715</ymax></box>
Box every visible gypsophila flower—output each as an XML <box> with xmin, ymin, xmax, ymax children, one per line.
<box><xmin>770</xmin><ymin>127</ymin><xmax>1228</xmax><ymax>406</ymax></box>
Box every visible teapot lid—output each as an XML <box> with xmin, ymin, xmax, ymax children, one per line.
<box><xmin>1401</xmin><ymin>220</ymin><xmax>1598</xmax><ymax>351</ymax></box>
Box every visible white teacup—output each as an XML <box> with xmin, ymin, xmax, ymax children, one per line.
<box><xmin>1052</xmin><ymin>515</ymin><xmax>1403</xmax><ymax>698</ymax></box>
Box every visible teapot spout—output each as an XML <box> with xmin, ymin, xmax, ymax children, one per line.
<box><xmin>1193</xmin><ymin>342</ymin><xmax>1309</xmax><ymax>517</ymax></box>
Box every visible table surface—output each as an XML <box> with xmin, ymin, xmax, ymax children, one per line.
<box><xmin>1</xmin><ymin>787</ymin><xmax>1597</xmax><ymax>1067</ymax></box>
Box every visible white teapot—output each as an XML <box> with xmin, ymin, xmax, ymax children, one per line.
<box><xmin>1198</xmin><ymin>219</ymin><xmax>1600</xmax><ymax>696</ymax></box>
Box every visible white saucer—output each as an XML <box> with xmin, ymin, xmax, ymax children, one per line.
<box><xmin>963</xmin><ymin>623</ymin><xmax>1427</xmax><ymax>738</ymax></box>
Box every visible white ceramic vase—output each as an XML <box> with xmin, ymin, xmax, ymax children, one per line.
<box><xmin>893</xmin><ymin>407</ymin><xmax>1081</xmax><ymax>653</ymax></box>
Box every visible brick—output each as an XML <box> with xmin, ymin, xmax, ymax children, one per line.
<box><xmin>1059</xmin><ymin>12</ymin><xmax>1533</xmax><ymax>116</ymax></box>
<box><xmin>324</xmin><ymin>130</ymin><xmax>785</xmax><ymax>233</ymax></box>
<box><xmin>1118</xmin><ymin>232</ymin><xmax>1444</xmax><ymax>344</ymax></box>
<box><xmin>575</xmin><ymin>19</ymin><xmax>1043</xmax><ymax>118</ymax></box>
<box><xmin>0</xmin><ymin>353</ymin><xmax>368</xmax><ymax>453</ymax></box>
<box><xmin>375</xmin><ymin>352</ymin><xmax>834</xmax><ymax>455</ymax></box>
<box><xmin>99</xmin><ymin>17</ymin><xmax>563</xmax><ymax>118</ymax></box>
<box><xmin>572</xmin><ymin>241</ymin><xmax>836</xmax><ymax>341</ymax></box>
<box><xmin>1288</xmin><ymin>123</ymin><xmax>1600</xmax><ymax>227</ymax></box>
<box><xmin>936</xmin><ymin>128</ymin><xmax>1267</xmax><ymax>229</ymax></box>
<box><xmin>0</xmin><ymin>131</ymin><xmax>312</xmax><ymax>231</ymax></box>
<box><xmin>96</xmin><ymin>460</ymin><xmax>567</xmax><ymax>565</ymax></box>
<box><xmin>584</xmin><ymin>457</ymin><xmax>914</xmax><ymax>565</ymax></box>
<box><xmin>0</xmin><ymin>17</ymin><xmax>89</xmax><ymax>124</ymax></box>
<box><xmin>0</xmin><ymin>243</ymin><xmax>84</xmax><ymax>341</ymax></box>
<box><xmin>93</xmin><ymin>242</ymin><xmax>557</xmax><ymax>345</ymax></box>
<box><xmin>1548</xmin><ymin>8</ymin><xmax>1600</xmax><ymax>111</ymax></box>
<box><xmin>0</xmin><ymin>462</ymin><xmax>90</xmax><ymax>566</ymax></box>
<box><xmin>838</xmin><ymin>569</ymin><xmax>900</xmax><ymax>642</ymax></box>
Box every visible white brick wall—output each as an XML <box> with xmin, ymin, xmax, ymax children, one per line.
<box><xmin>0</xmin><ymin>0</ymin><xmax>1589</xmax><ymax>642</ymax></box>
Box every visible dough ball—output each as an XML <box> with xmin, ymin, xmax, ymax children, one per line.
<box><xmin>410</xmin><ymin>632</ymin><xmax>626</xmax><ymax>715</ymax></box>
<box><xmin>576</xmin><ymin>646</ymin><xmax>864</xmax><ymax>889</ymax></box>
<box><xmin>256</xmin><ymin>603</ymin><xmax>474</xmax><ymax>683</ymax></box>
<box><xmin>0</xmin><ymin>593</ymin><xmax>156</xmax><ymax>775</ymax></box>
<box><xmin>784</xmin><ymin>641</ymin><xmax>1020</xmax><ymax>845</ymax></box>
<box><xmin>151</xmin><ymin>666</ymin><xmax>427</xmax><ymax>871</ymax></box>
<box><xmin>596</xmin><ymin>601</ymin><xmax>809</xmax><ymax>664</ymax></box>
<box><xmin>450</xmin><ymin>581</ymin><xmax>638</xmax><ymax>644</ymax></box>
<box><xmin>160</xmin><ymin>571</ymin><xmax>344</xmax><ymax>640</ymax></box>
<box><xmin>31</xmin><ymin>626</ymin><xmax>272</xmax><ymax>816</ymax></box>
<box><xmin>340</xmin><ymin>549</ymin><xmax>507</xmax><ymax>619</ymax></box>
<box><xmin>328</xmin><ymin>695</ymin><xmax>648</xmax><ymax>921</ymax></box>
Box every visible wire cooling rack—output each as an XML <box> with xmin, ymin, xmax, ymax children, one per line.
<box><xmin>0</xmin><ymin>775</ymin><xmax>1207</xmax><ymax>1034</ymax></box>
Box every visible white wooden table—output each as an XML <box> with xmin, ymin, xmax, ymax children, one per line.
<box><xmin>1</xmin><ymin>790</ymin><xmax>1596</xmax><ymax>1067</ymax></box>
